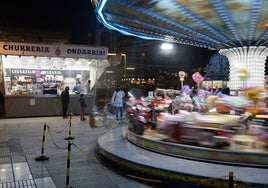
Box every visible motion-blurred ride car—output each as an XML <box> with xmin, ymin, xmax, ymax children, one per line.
<box><xmin>156</xmin><ymin>111</ymin><xmax>250</xmax><ymax>148</ymax></box>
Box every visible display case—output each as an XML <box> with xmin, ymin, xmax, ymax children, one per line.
<box><xmin>3</xmin><ymin>68</ymin><xmax>90</xmax><ymax>95</ymax></box>
<box><xmin>43</xmin><ymin>82</ymin><xmax>57</xmax><ymax>95</ymax></box>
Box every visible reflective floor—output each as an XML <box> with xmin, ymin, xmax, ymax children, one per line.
<box><xmin>0</xmin><ymin>163</ymin><xmax>44</xmax><ymax>188</ymax></box>
<box><xmin>1</xmin><ymin>114</ymin><xmax>267</xmax><ymax>188</ymax></box>
<box><xmin>0</xmin><ymin>115</ymin><xmax>152</xmax><ymax>188</ymax></box>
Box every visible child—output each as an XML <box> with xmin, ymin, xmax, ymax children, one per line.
<box><xmin>78</xmin><ymin>94</ymin><xmax>87</xmax><ymax>121</ymax></box>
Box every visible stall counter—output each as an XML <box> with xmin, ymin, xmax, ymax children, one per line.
<box><xmin>4</xmin><ymin>94</ymin><xmax>96</xmax><ymax>118</ymax></box>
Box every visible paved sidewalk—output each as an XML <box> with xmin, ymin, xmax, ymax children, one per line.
<box><xmin>0</xmin><ymin>115</ymin><xmax>153</xmax><ymax>188</ymax></box>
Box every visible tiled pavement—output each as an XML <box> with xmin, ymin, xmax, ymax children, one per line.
<box><xmin>1</xmin><ymin>114</ymin><xmax>268</xmax><ymax>188</ymax></box>
<box><xmin>0</xmin><ymin>115</ymin><xmax>153</xmax><ymax>188</ymax></box>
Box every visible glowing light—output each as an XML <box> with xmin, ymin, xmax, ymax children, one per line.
<box><xmin>106</xmin><ymin>71</ymin><xmax>113</xmax><ymax>73</ymax></box>
<box><xmin>1</xmin><ymin>168</ymin><xmax>6</xmax><ymax>172</ymax></box>
<box><xmin>126</xmin><ymin>67</ymin><xmax>135</xmax><ymax>70</ymax></box>
<box><xmin>219</xmin><ymin>46</ymin><xmax>268</xmax><ymax>90</ymax></box>
<box><xmin>160</xmin><ymin>43</ymin><xmax>173</xmax><ymax>50</ymax></box>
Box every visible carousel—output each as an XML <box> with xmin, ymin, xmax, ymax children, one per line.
<box><xmin>95</xmin><ymin>1</ymin><xmax>268</xmax><ymax>187</ymax></box>
<box><xmin>125</xmin><ymin>85</ymin><xmax>268</xmax><ymax>166</ymax></box>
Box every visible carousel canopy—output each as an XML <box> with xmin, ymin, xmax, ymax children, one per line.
<box><xmin>96</xmin><ymin>0</ymin><xmax>268</xmax><ymax>50</ymax></box>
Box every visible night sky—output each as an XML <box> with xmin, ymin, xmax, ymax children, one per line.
<box><xmin>0</xmin><ymin>0</ymin><xmax>96</xmax><ymax>44</ymax></box>
<box><xmin>0</xmin><ymin>0</ymin><xmax>220</xmax><ymax>81</ymax></box>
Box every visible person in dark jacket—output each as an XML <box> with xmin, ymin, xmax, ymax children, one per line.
<box><xmin>78</xmin><ymin>94</ymin><xmax>87</xmax><ymax>121</ymax></box>
<box><xmin>61</xmin><ymin>86</ymin><xmax>70</xmax><ymax>118</ymax></box>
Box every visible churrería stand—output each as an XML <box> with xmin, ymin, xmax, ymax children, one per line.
<box><xmin>0</xmin><ymin>41</ymin><xmax>109</xmax><ymax>117</ymax></box>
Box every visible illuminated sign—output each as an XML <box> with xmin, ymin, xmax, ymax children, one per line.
<box><xmin>0</xmin><ymin>42</ymin><xmax>108</xmax><ymax>59</ymax></box>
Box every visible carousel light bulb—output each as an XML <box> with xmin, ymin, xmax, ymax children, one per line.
<box><xmin>221</xmin><ymin>46</ymin><xmax>268</xmax><ymax>90</ymax></box>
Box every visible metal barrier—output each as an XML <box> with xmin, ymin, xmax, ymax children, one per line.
<box><xmin>35</xmin><ymin>113</ymin><xmax>100</xmax><ymax>187</ymax></box>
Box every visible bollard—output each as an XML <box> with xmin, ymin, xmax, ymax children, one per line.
<box><xmin>89</xmin><ymin>113</ymin><xmax>96</xmax><ymax>128</ymax></box>
<box><xmin>65</xmin><ymin>139</ymin><xmax>72</xmax><ymax>188</ymax></box>
<box><xmin>104</xmin><ymin>113</ymin><xmax>110</xmax><ymax>128</ymax></box>
<box><xmin>103</xmin><ymin>105</ymin><xmax>109</xmax><ymax>128</ymax></box>
<box><xmin>35</xmin><ymin>123</ymin><xmax>49</xmax><ymax>161</ymax></box>
<box><xmin>89</xmin><ymin>105</ymin><xmax>98</xmax><ymax>128</ymax></box>
<box><xmin>229</xmin><ymin>171</ymin><xmax>233</xmax><ymax>188</ymax></box>
<box><xmin>65</xmin><ymin>113</ymin><xmax>74</xmax><ymax>141</ymax></box>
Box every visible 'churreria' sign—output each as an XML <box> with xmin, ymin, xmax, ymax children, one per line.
<box><xmin>0</xmin><ymin>42</ymin><xmax>108</xmax><ymax>59</ymax></box>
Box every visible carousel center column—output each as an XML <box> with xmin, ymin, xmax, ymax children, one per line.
<box><xmin>219</xmin><ymin>46</ymin><xmax>268</xmax><ymax>90</ymax></box>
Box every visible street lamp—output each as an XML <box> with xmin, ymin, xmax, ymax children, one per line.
<box><xmin>160</xmin><ymin>43</ymin><xmax>173</xmax><ymax>50</ymax></box>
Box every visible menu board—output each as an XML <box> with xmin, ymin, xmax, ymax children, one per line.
<box><xmin>4</xmin><ymin>68</ymin><xmax>89</xmax><ymax>95</ymax></box>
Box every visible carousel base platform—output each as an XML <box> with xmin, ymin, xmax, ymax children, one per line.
<box><xmin>97</xmin><ymin>125</ymin><xmax>268</xmax><ymax>188</ymax></box>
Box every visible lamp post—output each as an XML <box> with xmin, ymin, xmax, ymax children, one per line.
<box><xmin>122</xmin><ymin>54</ymin><xmax>127</xmax><ymax>79</ymax></box>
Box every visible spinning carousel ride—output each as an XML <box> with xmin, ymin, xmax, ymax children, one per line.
<box><xmin>95</xmin><ymin>1</ymin><xmax>268</xmax><ymax>187</ymax></box>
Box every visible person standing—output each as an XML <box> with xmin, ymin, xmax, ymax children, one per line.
<box><xmin>78</xmin><ymin>94</ymin><xmax>87</xmax><ymax>121</ymax></box>
<box><xmin>111</xmin><ymin>86</ymin><xmax>125</xmax><ymax>122</ymax></box>
<box><xmin>61</xmin><ymin>86</ymin><xmax>70</xmax><ymax>118</ymax></box>
<box><xmin>73</xmin><ymin>81</ymin><xmax>82</xmax><ymax>94</ymax></box>
<box><xmin>87</xmin><ymin>80</ymin><xmax>91</xmax><ymax>93</ymax></box>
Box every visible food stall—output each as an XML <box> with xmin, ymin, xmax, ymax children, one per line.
<box><xmin>0</xmin><ymin>41</ymin><xmax>109</xmax><ymax>117</ymax></box>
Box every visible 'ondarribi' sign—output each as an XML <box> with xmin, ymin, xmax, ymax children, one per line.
<box><xmin>0</xmin><ymin>41</ymin><xmax>108</xmax><ymax>59</ymax></box>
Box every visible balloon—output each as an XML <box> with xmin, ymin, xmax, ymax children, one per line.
<box><xmin>179</xmin><ymin>71</ymin><xmax>186</xmax><ymax>78</ymax></box>
<box><xmin>198</xmin><ymin>89</ymin><xmax>206</xmax><ymax>98</ymax></box>
<box><xmin>182</xmin><ymin>85</ymin><xmax>191</xmax><ymax>95</ymax></box>
<box><xmin>179</xmin><ymin>71</ymin><xmax>186</xmax><ymax>81</ymax></box>
<box><xmin>192</xmin><ymin>72</ymin><xmax>204</xmax><ymax>84</ymax></box>
<box><xmin>238</xmin><ymin>68</ymin><xmax>250</xmax><ymax>81</ymax></box>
